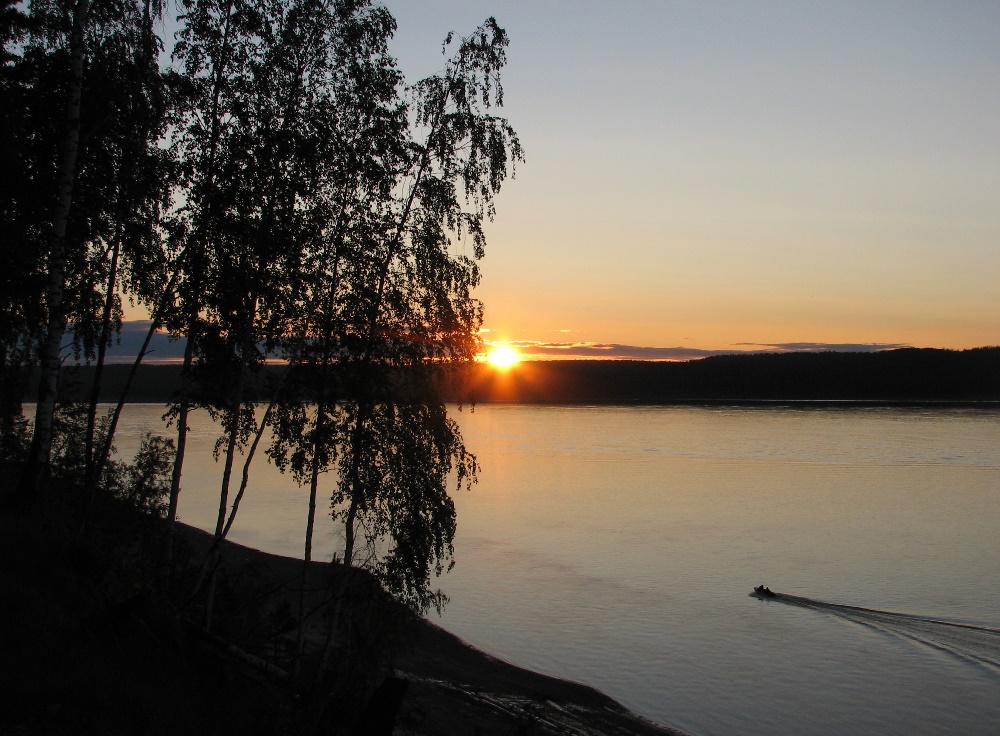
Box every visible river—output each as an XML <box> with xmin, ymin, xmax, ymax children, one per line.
<box><xmin>112</xmin><ymin>403</ymin><xmax>1000</xmax><ymax>735</ymax></box>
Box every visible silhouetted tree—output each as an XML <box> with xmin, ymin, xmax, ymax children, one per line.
<box><xmin>264</xmin><ymin>0</ymin><xmax>406</xmax><ymax>665</ymax></box>
<box><xmin>339</xmin><ymin>18</ymin><xmax>520</xmax><ymax>613</ymax></box>
<box><xmin>163</xmin><ymin>0</ymin><xmax>257</xmax><ymax>540</ymax></box>
<box><xmin>267</xmin><ymin>17</ymin><xmax>522</xmax><ymax>614</ymax></box>
<box><xmin>0</xmin><ymin>2</ymin><xmax>42</xmax><ymax>471</ymax></box>
<box><xmin>165</xmin><ymin>0</ymin><xmax>414</xmax><ymax>630</ymax></box>
<box><xmin>5</xmin><ymin>4</ymin><xmax>524</xmax><ymax>703</ymax></box>
<box><xmin>76</xmin><ymin>0</ymin><xmax>173</xmax><ymax>497</ymax></box>
<box><xmin>10</xmin><ymin>0</ymin><xmax>169</xmax><ymax>501</ymax></box>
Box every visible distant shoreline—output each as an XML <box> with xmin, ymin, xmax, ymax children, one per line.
<box><xmin>27</xmin><ymin>347</ymin><xmax>1000</xmax><ymax>405</ymax></box>
<box><xmin>461</xmin><ymin>398</ymin><xmax>1000</xmax><ymax>408</ymax></box>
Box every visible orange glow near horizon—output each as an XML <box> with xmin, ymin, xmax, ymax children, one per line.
<box><xmin>486</xmin><ymin>344</ymin><xmax>521</xmax><ymax>370</ymax></box>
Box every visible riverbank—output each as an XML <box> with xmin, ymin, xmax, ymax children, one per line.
<box><xmin>176</xmin><ymin>523</ymin><xmax>687</xmax><ymax>735</ymax></box>
<box><xmin>0</xmin><ymin>497</ymin><xmax>685</xmax><ymax>735</ymax></box>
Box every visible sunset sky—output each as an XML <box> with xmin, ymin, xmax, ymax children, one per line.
<box><xmin>384</xmin><ymin>1</ymin><xmax>999</xmax><ymax>359</ymax></box>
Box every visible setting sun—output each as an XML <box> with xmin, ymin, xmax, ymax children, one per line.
<box><xmin>486</xmin><ymin>345</ymin><xmax>521</xmax><ymax>369</ymax></box>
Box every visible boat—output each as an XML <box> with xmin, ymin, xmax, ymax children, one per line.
<box><xmin>750</xmin><ymin>585</ymin><xmax>776</xmax><ymax>599</ymax></box>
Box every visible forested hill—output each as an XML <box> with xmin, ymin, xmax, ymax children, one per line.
<box><xmin>458</xmin><ymin>347</ymin><xmax>1000</xmax><ymax>404</ymax></box>
<box><xmin>36</xmin><ymin>347</ymin><xmax>1000</xmax><ymax>404</ymax></box>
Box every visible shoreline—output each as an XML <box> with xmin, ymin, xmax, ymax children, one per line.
<box><xmin>176</xmin><ymin>523</ymin><xmax>688</xmax><ymax>736</ymax></box>
<box><xmin>1</xmin><ymin>499</ymin><xmax>687</xmax><ymax>735</ymax></box>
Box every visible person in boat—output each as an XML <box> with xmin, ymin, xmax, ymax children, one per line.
<box><xmin>753</xmin><ymin>585</ymin><xmax>776</xmax><ymax>597</ymax></box>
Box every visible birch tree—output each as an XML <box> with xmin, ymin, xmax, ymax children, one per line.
<box><xmin>268</xmin><ymin>17</ymin><xmax>522</xmax><ymax>614</ymax></box>
<box><xmin>9</xmin><ymin>0</ymin><xmax>168</xmax><ymax>500</ymax></box>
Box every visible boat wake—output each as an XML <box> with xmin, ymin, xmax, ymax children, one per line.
<box><xmin>753</xmin><ymin>591</ymin><xmax>1000</xmax><ymax>674</ymax></box>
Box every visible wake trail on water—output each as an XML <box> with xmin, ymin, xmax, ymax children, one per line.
<box><xmin>756</xmin><ymin>592</ymin><xmax>1000</xmax><ymax>675</ymax></box>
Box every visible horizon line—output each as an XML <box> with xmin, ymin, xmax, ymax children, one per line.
<box><xmin>52</xmin><ymin>321</ymin><xmax>950</xmax><ymax>365</ymax></box>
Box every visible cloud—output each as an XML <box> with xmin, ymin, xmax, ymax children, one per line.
<box><xmin>66</xmin><ymin>321</ymin><xmax>186</xmax><ymax>364</ymax></box>
<box><xmin>733</xmin><ymin>342</ymin><xmax>910</xmax><ymax>353</ymax></box>
<box><xmin>491</xmin><ymin>340</ymin><xmax>912</xmax><ymax>361</ymax></box>
<box><xmin>82</xmin><ymin>323</ymin><xmax>912</xmax><ymax>364</ymax></box>
<box><xmin>508</xmin><ymin>342</ymin><xmax>728</xmax><ymax>360</ymax></box>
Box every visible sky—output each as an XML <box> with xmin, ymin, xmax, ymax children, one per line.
<box><xmin>379</xmin><ymin>1</ymin><xmax>999</xmax><ymax>359</ymax></box>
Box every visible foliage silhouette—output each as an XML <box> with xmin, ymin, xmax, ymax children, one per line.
<box><xmin>3</xmin><ymin>2</ymin><xmax>524</xmax><ymax>725</ymax></box>
<box><xmin>5</xmin><ymin>0</ymin><xmax>171</xmax><ymax>501</ymax></box>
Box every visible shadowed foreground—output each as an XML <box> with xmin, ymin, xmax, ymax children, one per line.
<box><xmin>0</xmin><ymin>498</ymin><xmax>685</xmax><ymax>735</ymax></box>
<box><xmin>179</xmin><ymin>526</ymin><xmax>688</xmax><ymax>735</ymax></box>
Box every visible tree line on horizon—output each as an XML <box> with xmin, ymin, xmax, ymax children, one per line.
<box><xmin>34</xmin><ymin>345</ymin><xmax>1000</xmax><ymax>406</ymax></box>
<box><xmin>458</xmin><ymin>347</ymin><xmax>1000</xmax><ymax>403</ymax></box>
<box><xmin>2</xmin><ymin>0</ymin><xmax>521</xmax><ymax>645</ymax></box>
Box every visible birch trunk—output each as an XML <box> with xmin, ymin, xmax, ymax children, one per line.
<box><xmin>19</xmin><ymin>0</ymin><xmax>93</xmax><ymax>501</ymax></box>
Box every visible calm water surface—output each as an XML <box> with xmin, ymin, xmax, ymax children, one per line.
<box><xmin>113</xmin><ymin>404</ymin><xmax>1000</xmax><ymax>736</ymax></box>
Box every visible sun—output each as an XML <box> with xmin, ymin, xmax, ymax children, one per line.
<box><xmin>486</xmin><ymin>344</ymin><xmax>521</xmax><ymax>369</ymax></box>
